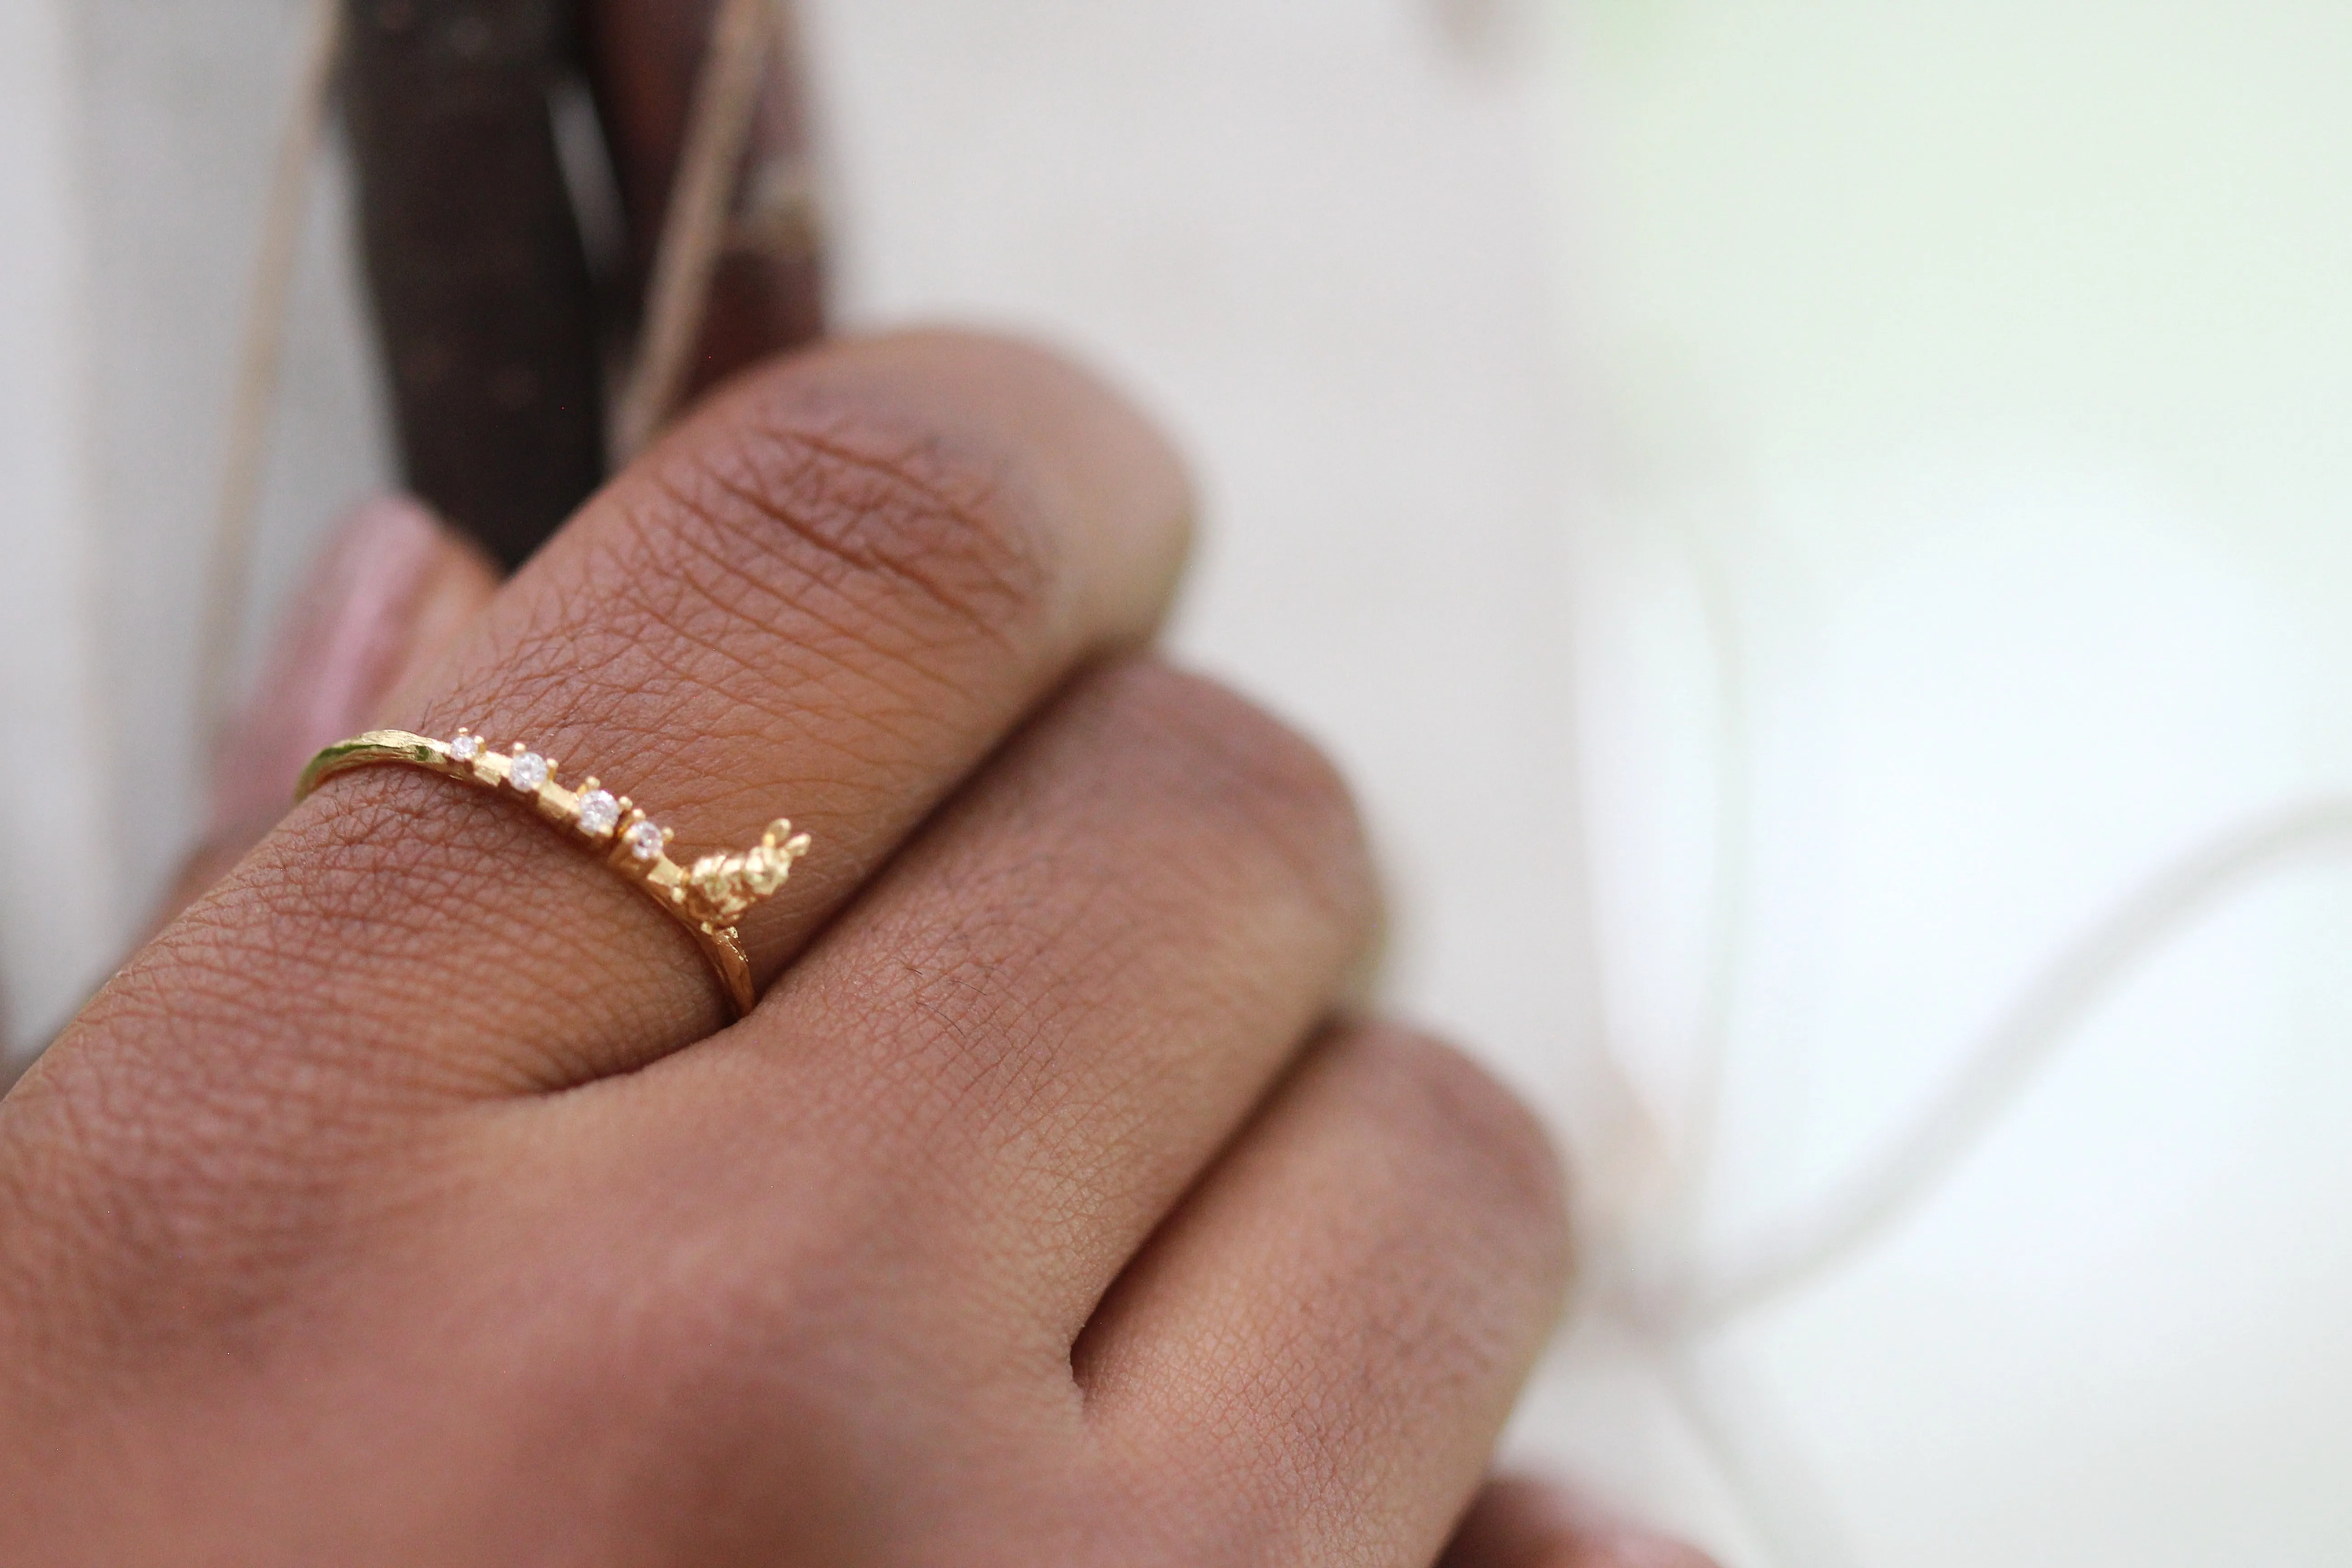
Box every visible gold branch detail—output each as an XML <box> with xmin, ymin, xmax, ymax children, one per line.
<box><xmin>682</xmin><ymin>820</ymin><xmax>812</xmax><ymax>928</ymax></box>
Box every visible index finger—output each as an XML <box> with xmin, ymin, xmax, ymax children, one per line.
<box><xmin>60</xmin><ymin>330</ymin><xmax>1188</xmax><ymax>1112</ymax></box>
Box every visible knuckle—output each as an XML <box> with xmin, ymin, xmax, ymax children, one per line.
<box><xmin>1093</xmin><ymin>662</ymin><xmax>1371</xmax><ymax>911</ymax></box>
<box><xmin>614</xmin><ymin>364</ymin><xmax>1063</xmax><ymax>671</ymax></box>
<box><xmin>1347</xmin><ymin>1024</ymin><xmax>1573</xmax><ymax>1277</ymax></box>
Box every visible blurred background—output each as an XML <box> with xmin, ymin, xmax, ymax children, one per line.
<box><xmin>4</xmin><ymin>1</ymin><xmax>2351</xmax><ymax>1562</ymax></box>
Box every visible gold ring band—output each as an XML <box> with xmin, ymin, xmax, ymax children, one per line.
<box><xmin>296</xmin><ymin>728</ymin><xmax>809</xmax><ymax>1019</ymax></box>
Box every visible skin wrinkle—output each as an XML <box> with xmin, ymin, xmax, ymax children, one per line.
<box><xmin>439</xmin><ymin>452</ymin><xmax>1048</xmax><ymax>773</ymax></box>
<box><xmin>533</xmin><ymin>591</ymin><xmax>943</xmax><ymax>836</ymax></box>
<box><xmin>657</xmin><ymin>449</ymin><xmax>1001</xmax><ymax>659</ymax></box>
<box><xmin>576</xmin><ymin>487</ymin><xmax>1038</xmax><ymax>795</ymax></box>
<box><xmin>607</xmin><ymin>503</ymin><xmax>983</xmax><ymax>719</ymax></box>
<box><xmin>638</xmin><ymin>393</ymin><xmax>1059</xmax><ymax>662</ymax></box>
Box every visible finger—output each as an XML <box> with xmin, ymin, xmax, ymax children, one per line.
<box><xmin>1440</xmin><ymin>1476</ymin><xmax>1720</xmax><ymax>1568</ymax></box>
<box><xmin>155</xmin><ymin>497</ymin><xmax>499</xmax><ymax>931</ymax></box>
<box><xmin>1080</xmin><ymin>1023</ymin><xmax>1574</xmax><ymax>1568</ymax></box>
<box><xmin>583</xmin><ymin>0</ymin><xmax>824</xmax><ymax>393</ymax></box>
<box><xmin>69</xmin><ymin>331</ymin><xmax>1188</xmax><ymax>1110</ymax></box>
<box><xmin>646</xmin><ymin>660</ymin><xmax>1378</xmax><ymax>1334</ymax></box>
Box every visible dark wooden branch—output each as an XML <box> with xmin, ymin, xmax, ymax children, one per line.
<box><xmin>342</xmin><ymin>0</ymin><xmax>608</xmax><ymax>569</ymax></box>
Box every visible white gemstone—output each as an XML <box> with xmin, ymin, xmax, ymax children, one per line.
<box><xmin>628</xmin><ymin>820</ymin><xmax>664</xmax><ymax>861</ymax></box>
<box><xmin>510</xmin><ymin>752</ymin><xmax>549</xmax><ymax>792</ymax></box>
<box><xmin>577</xmin><ymin>789</ymin><xmax>619</xmax><ymax>836</ymax></box>
<box><xmin>449</xmin><ymin>733</ymin><xmax>480</xmax><ymax>762</ymax></box>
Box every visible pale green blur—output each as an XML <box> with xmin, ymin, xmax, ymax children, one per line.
<box><xmin>1534</xmin><ymin>6</ymin><xmax>2352</xmax><ymax>1566</ymax></box>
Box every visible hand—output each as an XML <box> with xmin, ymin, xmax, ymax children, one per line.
<box><xmin>0</xmin><ymin>331</ymin><xmax>1703</xmax><ymax>1565</ymax></box>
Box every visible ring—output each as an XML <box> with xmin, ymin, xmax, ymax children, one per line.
<box><xmin>295</xmin><ymin>728</ymin><xmax>810</xmax><ymax>1019</ymax></box>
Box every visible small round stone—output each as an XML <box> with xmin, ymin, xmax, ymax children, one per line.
<box><xmin>510</xmin><ymin>752</ymin><xmax>549</xmax><ymax>792</ymax></box>
<box><xmin>449</xmin><ymin>733</ymin><xmax>480</xmax><ymax>762</ymax></box>
<box><xmin>577</xmin><ymin>789</ymin><xmax>619</xmax><ymax>836</ymax></box>
<box><xmin>627</xmin><ymin>820</ymin><xmax>664</xmax><ymax>861</ymax></box>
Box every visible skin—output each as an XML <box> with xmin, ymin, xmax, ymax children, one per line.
<box><xmin>0</xmin><ymin>331</ymin><xmax>1709</xmax><ymax>1565</ymax></box>
<box><xmin>0</xmin><ymin>8</ymin><xmax>1718</xmax><ymax>1554</ymax></box>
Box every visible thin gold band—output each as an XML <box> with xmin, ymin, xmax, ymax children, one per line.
<box><xmin>296</xmin><ymin>728</ymin><xmax>810</xmax><ymax>1019</ymax></box>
